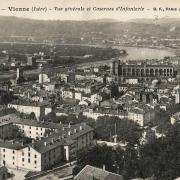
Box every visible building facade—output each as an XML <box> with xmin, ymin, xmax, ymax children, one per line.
<box><xmin>111</xmin><ymin>60</ymin><xmax>176</xmax><ymax>81</ymax></box>
<box><xmin>0</xmin><ymin>114</ymin><xmax>94</xmax><ymax>172</ymax></box>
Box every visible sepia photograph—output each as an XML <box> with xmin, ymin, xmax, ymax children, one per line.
<box><xmin>0</xmin><ymin>0</ymin><xmax>180</xmax><ymax>179</ymax></box>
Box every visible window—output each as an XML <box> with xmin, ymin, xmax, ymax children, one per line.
<box><xmin>12</xmin><ymin>156</ymin><xmax>15</xmax><ymax>160</ymax></box>
<box><xmin>3</xmin><ymin>149</ymin><xmax>5</xmax><ymax>152</ymax></box>
<box><xmin>34</xmin><ymin>160</ymin><xmax>37</xmax><ymax>164</ymax></box>
<box><xmin>41</xmin><ymin>128</ymin><xmax>42</xmax><ymax>131</ymax></box>
<box><xmin>28</xmin><ymin>152</ymin><xmax>30</xmax><ymax>157</ymax></box>
<box><xmin>36</xmin><ymin>132</ymin><xmax>38</xmax><ymax>135</ymax></box>
<box><xmin>36</xmin><ymin>127</ymin><xmax>38</xmax><ymax>130</ymax></box>
<box><xmin>22</xmin><ymin>158</ymin><xmax>24</xmax><ymax>162</ymax></box>
<box><xmin>3</xmin><ymin>155</ymin><xmax>5</xmax><ymax>158</ymax></box>
<box><xmin>22</xmin><ymin>152</ymin><xmax>24</xmax><ymax>156</ymax></box>
<box><xmin>29</xmin><ymin>126</ymin><xmax>31</xmax><ymax>129</ymax></box>
<box><xmin>28</xmin><ymin>159</ymin><xmax>30</xmax><ymax>163</ymax></box>
<box><xmin>13</xmin><ymin>150</ymin><xmax>15</xmax><ymax>154</ymax></box>
<box><xmin>28</xmin><ymin>147</ymin><xmax>30</xmax><ymax>151</ymax></box>
<box><xmin>34</xmin><ymin>154</ymin><xmax>37</xmax><ymax>158</ymax></box>
<box><xmin>3</xmin><ymin>160</ymin><xmax>5</xmax><ymax>166</ymax></box>
<box><xmin>13</xmin><ymin>162</ymin><xmax>15</xmax><ymax>165</ymax></box>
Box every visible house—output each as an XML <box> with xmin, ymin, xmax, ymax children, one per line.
<box><xmin>75</xmin><ymin>92</ymin><xmax>83</xmax><ymax>101</ymax></box>
<box><xmin>57</xmin><ymin>73</ymin><xmax>75</xmax><ymax>83</ymax></box>
<box><xmin>8</xmin><ymin>101</ymin><xmax>52</xmax><ymax>120</ymax></box>
<box><xmin>128</xmin><ymin>105</ymin><xmax>155</xmax><ymax>126</ymax></box>
<box><xmin>39</xmin><ymin>73</ymin><xmax>50</xmax><ymax>84</ymax></box>
<box><xmin>125</xmin><ymin>78</ymin><xmax>138</xmax><ymax>84</ymax></box>
<box><xmin>83</xmin><ymin>107</ymin><xmax>127</xmax><ymax>120</ymax></box>
<box><xmin>118</xmin><ymin>85</ymin><xmax>128</xmax><ymax>93</ymax></box>
<box><xmin>159</xmin><ymin>96</ymin><xmax>175</xmax><ymax>111</ymax></box>
<box><xmin>79</xmin><ymin>100</ymin><xmax>91</xmax><ymax>106</ymax></box>
<box><xmin>61</xmin><ymin>89</ymin><xmax>74</xmax><ymax>99</ymax></box>
<box><xmin>31</xmin><ymin>95</ymin><xmax>44</xmax><ymax>102</ymax></box>
<box><xmin>172</xmin><ymin>89</ymin><xmax>180</xmax><ymax>104</ymax></box>
<box><xmin>171</xmin><ymin>112</ymin><xmax>180</xmax><ymax>125</ymax></box>
<box><xmin>90</xmin><ymin>93</ymin><xmax>105</xmax><ymax>105</ymax></box>
<box><xmin>74</xmin><ymin>165</ymin><xmax>124</xmax><ymax>180</ymax></box>
<box><xmin>43</xmin><ymin>82</ymin><xmax>56</xmax><ymax>92</ymax></box>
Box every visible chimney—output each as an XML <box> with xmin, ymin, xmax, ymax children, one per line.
<box><xmin>74</xmin><ymin>129</ymin><xmax>77</xmax><ymax>133</ymax></box>
<box><xmin>68</xmin><ymin>123</ymin><xmax>71</xmax><ymax>128</ymax></box>
<box><xmin>44</xmin><ymin>141</ymin><xmax>47</xmax><ymax>146</ymax></box>
<box><xmin>68</xmin><ymin>131</ymin><xmax>71</xmax><ymax>136</ymax></box>
<box><xmin>102</xmin><ymin>164</ymin><xmax>106</xmax><ymax>171</ymax></box>
<box><xmin>80</xmin><ymin>126</ymin><xmax>83</xmax><ymax>130</ymax></box>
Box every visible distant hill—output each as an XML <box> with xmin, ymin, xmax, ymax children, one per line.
<box><xmin>0</xmin><ymin>16</ymin><xmax>180</xmax><ymax>40</ymax></box>
<box><xmin>128</xmin><ymin>17</ymin><xmax>180</xmax><ymax>26</ymax></box>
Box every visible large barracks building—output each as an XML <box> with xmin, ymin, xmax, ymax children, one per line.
<box><xmin>111</xmin><ymin>60</ymin><xmax>176</xmax><ymax>81</ymax></box>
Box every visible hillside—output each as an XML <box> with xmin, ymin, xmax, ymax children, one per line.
<box><xmin>0</xmin><ymin>16</ymin><xmax>180</xmax><ymax>41</ymax></box>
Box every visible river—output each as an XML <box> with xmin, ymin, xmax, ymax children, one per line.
<box><xmin>77</xmin><ymin>46</ymin><xmax>176</xmax><ymax>67</ymax></box>
<box><xmin>115</xmin><ymin>46</ymin><xmax>175</xmax><ymax>60</ymax></box>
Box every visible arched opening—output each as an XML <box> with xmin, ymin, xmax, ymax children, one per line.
<box><xmin>150</xmin><ymin>69</ymin><xmax>154</xmax><ymax>76</ymax></box>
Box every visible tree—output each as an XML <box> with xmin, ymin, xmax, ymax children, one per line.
<box><xmin>138</xmin><ymin>124</ymin><xmax>180</xmax><ymax>179</ymax></box>
<box><xmin>29</xmin><ymin>112</ymin><xmax>36</xmax><ymax>120</ymax></box>
<box><xmin>95</xmin><ymin>116</ymin><xmax>142</xmax><ymax>145</ymax></box>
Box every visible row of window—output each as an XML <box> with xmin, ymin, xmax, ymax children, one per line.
<box><xmin>2</xmin><ymin>160</ymin><xmax>37</xmax><ymax>168</ymax></box>
<box><xmin>19</xmin><ymin>125</ymin><xmax>44</xmax><ymax>131</ymax></box>
<box><xmin>2</xmin><ymin>150</ymin><xmax>37</xmax><ymax>158</ymax></box>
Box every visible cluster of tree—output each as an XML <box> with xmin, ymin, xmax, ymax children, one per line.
<box><xmin>95</xmin><ymin>116</ymin><xmax>142</xmax><ymax>145</ymax></box>
<box><xmin>74</xmin><ymin>144</ymin><xmax>139</xmax><ymax>179</ymax></box>
<box><xmin>0</xmin><ymin>90</ymin><xmax>15</xmax><ymax>105</ymax></box>
<box><xmin>150</xmin><ymin>104</ymin><xmax>180</xmax><ymax>134</ymax></box>
<box><xmin>0</xmin><ymin>124</ymin><xmax>23</xmax><ymax>141</ymax></box>
<box><xmin>53</xmin><ymin>46</ymin><xmax>122</xmax><ymax>65</ymax></box>
<box><xmin>74</xmin><ymin>123</ymin><xmax>180</xmax><ymax>180</ymax></box>
<box><xmin>0</xmin><ymin>43</ymin><xmax>122</xmax><ymax>65</ymax></box>
<box><xmin>151</xmin><ymin>110</ymin><xmax>171</xmax><ymax>134</ymax></box>
<box><xmin>15</xmin><ymin>111</ymin><xmax>36</xmax><ymax>120</ymax></box>
<box><xmin>43</xmin><ymin>112</ymin><xmax>95</xmax><ymax>127</ymax></box>
<box><xmin>0</xmin><ymin>107</ymin><xmax>16</xmax><ymax>116</ymax></box>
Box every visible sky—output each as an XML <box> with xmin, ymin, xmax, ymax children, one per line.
<box><xmin>0</xmin><ymin>0</ymin><xmax>180</xmax><ymax>21</ymax></box>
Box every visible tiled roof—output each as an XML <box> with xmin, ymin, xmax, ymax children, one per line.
<box><xmin>32</xmin><ymin>134</ymin><xmax>64</xmax><ymax>153</ymax></box>
<box><xmin>0</xmin><ymin>140</ymin><xmax>26</xmax><ymax>150</ymax></box>
<box><xmin>0</xmin><ymin>114</ymin><xmax>62</xmax><ymax>129</ymax></box>
<box><xmin>8</xmin><ymin>100</ymin><xmax>50</xmax><ymax>107</ymax></box>
<box><xmin>74</xmin><ymin>165</ymin><xmax>124</xmax><ymax>180</ymax></box>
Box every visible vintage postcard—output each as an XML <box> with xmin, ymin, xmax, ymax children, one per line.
<box><xmin>0</xmin><ymin>0</ymin><xmax>180</xmax><ymax>180</ymax></box>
